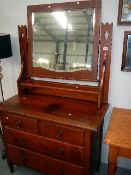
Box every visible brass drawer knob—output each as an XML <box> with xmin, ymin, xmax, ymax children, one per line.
<box><xmin>58</xmin><ymin>148</ymin><xmax>64</xmax><ymax>156</ymax></box>
<box><xmin>58</xmin><ymin>130</ymin><xmax>63</xmax><ymax>137</ymax></box>
<box><xmin>16</xmin><ymin>120</ymin><xmax>22</xmax><ymax>129</ymax></box>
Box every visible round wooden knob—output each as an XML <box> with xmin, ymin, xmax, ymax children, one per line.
<box><xmin>58</xmin><ymin>148</ymin><xmax>64</xmax><ymax>156</ymax></box>
<box><xmin>16</xmin><ymin>120</ymin><xmax>22</xmax><ymax>129</ymax></box>
<box><xmin>58</xmin><ymin>130</ymin><xmax>63</xmax><ymax>137</ymax></box>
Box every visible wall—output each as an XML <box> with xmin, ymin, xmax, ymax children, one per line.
<box><xmin>0</xmin><ymin>0</ymin><xmax>131</xmax><ymax>169</ymax></box>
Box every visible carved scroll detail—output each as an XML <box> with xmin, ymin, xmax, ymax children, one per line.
<box><xmin>98</xmin><ymin>23</ymin><xmax>113</xmax><ymax>107</ymax></box>
<box><xmin>17</xmin><ymin>25</ymin><xmax>28</xmax><ymax>93</ymax></box>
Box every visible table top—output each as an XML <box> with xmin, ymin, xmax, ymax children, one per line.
<box><xmin>0</xmin><ymin>94</ymin><xmax>108</xmax><ymax>131</ymax></box>
<box><xmin>104</xmin><ymin>107</ymin><xmax>131</xmax><ymax>150</ymax></box>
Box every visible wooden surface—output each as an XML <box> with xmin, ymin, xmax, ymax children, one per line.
<box><xmin>1</xmin><ymin>1</ymin><xmax>113</xmax><ymax>174</ymax></box>
<box><xmin>105</xmin><ymin>107</ymin><xmax>131</xmax><ymax>149</ymax></box>
<box><xmin>0</xmin><ymin>94</ymin><xmax>108</xmax><ymax>131</ymax></box>
<box><xmin>0</xmin><ymin>94</ymin><xmax>107</xmax><ymax>175</ymax></box>
<box><xmin>104</xmin><ymin>107</ymin><xmax>131</xmax><ymax>175</ymax></box>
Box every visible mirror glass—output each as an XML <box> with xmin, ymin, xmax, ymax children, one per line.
<box><xmin>32</xmin><ymin>8</ymin><xmax>95</xmax><ymax>72</ymax></box>
<box><xmin>125</xmin><ymin>34</ymin><xmax>131</xmax><ymax>67</ymax></box>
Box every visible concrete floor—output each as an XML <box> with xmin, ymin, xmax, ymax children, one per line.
<box><xmin>0</xmin><ymin>156</ymin><xmax>131</xmax><ymax>175</ymax></box>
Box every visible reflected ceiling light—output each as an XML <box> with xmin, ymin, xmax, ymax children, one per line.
<box><xmin>32</xmin><ymin>13</ymin><xmax>34</xmax><ymax>25</ymax></box>
<box><xmin>73</xmin><ymin>63</ymin><xmax>91</xmax><ymax>68</ymax></box>
<box><xmin>52</xmin><ymin>11</ymin><xmax>72</xmax><ymax>30</ymax></box>
<box><xmin>37</xmin><ymin>58</ymin><xmax>49</xmax><ymax>64</ymax></box>
<box><xmin>93</xmin><ymin>11</ymin><xmax>96</xmax><ymax>28</ymax></box>
<box><xmin>33</xmin><ymin>26</ymin><xmax>37</xmax><ymax>32</ymax></box>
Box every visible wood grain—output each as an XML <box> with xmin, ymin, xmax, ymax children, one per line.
<box><xmin>104</xmin><ymin>107</ymin><xmax>131</xmax><ymax>150</ymax></box>
<box><xmin>0</xmin><ymin>94</ymin><xmax>108</xmax><ymax>131</ymax></box>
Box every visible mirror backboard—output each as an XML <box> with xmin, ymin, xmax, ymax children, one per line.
<box><xmin>27</xmin><ymin>0</ymin><xmax>101</xmax><ymax>81</ymax></box>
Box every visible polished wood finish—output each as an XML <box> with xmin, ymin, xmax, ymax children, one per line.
<box><xmin>1</xmin><ymin>94</ymin><xmax>108</xmax><ymax>131</ymax></box>
<box><xmin>17</xmin><ymin>25</ymin><xmax>29</xmax><ymax>94</ymax></box>
<box><xmin>0</xmin><ymin>94</ymin><xmax>108</xmax><ymax>175</ymax></box>
<box><xmin>121</xmin><ymin>31</ymin><xmax>131</xmax><ymax>71</ymax></box>
<box><xmin>99</xmin><ymin>23</ymin><xmax>113</xmax><ymax>104</ymax></box>
<box><xmin>7</xmin><ymin>145</ymin><xmax>84</xmax><ymax>175</ymax></box>
<box><xmin>0</xmin><ymin>1</ymin><xmax>113</xmax><ymax>175</ymax></box>
<box><xmin>20</xmin><ymin>79</ymin><xmax>100</xmax><ymax>102</ymax></box>
<box><xmin>40</xmin><ymin>121</ymin><xmax>84</xmax><ymax>146</ymax></box>
<box><xmin>4</xmin><ymin>128</ymin><xmax>84</xmax><ymax>165</ymax></box>
<box><xmin>104</xmin><ymin>107</ymin><xmax>131</xmax><ymax>175</ymax></box>
<box><xmin>18</xmin><ymin>22</ymin><xmax>112</xmax><ymax>108</ymax></box>
<box><xmin>27</xmin><ymin>0</ymin><xmax>101</xmax><ymax>81</ymax></box>
<box><xmin>3</xmin><ymin>113</ymin><xmax>38</xmax><ymax>134</ymax></box>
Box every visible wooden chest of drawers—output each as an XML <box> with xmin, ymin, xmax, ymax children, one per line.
<box><xmin>0</xmin><ymin>94</ymin><xmax>108</xmax><ymax>175</ymax></box>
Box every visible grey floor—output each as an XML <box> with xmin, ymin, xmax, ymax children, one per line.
<box><xmin>0</xmin><ymin>155</ymin><xmax>131</xmax><ymax>175</ymax></box>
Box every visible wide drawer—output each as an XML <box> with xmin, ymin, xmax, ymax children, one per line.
<box><xmin>40</xmin><ymin>121</ymin><xmax>84</xmax><ymax>146</ymax></box>
<box><xmin>7</xmin><ymin>144</ymin><xmax>84</xmax><ymax>175</ymax></box>
<box><xmin>4</xmin><ymin>128</ymin><xmax>84</xmax><ymax>166</ymax></box>
<box><xmin>2</xmin><ymin>113</ymin><xmax>38</xmax><ymax>134</ymax></box>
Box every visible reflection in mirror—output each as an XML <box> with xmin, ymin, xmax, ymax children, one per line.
<box><xmin>125</xmin><ymin>34</ymin><xmax>131</xmax><ymax>67</ymax></box>
<box><xmin>32</xmin><ymin>9</ymin><xmax>95</xmax><ymax>72</ymax></box>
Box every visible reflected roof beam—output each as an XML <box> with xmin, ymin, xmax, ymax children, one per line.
<box><xmin>35</xmin><ymin>21</ymin><xmax>58</xmax><ymax>43</ymax></box>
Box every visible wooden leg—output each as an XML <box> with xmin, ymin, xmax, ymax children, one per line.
<box><xmin>108</xmin><ymin>146</ymin><xmax>118</xmax><ymax>175</ymax></box>
<box><xmin>96</xmin><ymin>120</ymin><xmax>104</xmax><ymax>171</ymax></box>
<box><xmin>7</xmin><ymin>159</ymin><xmax>14</xmax><ymax>173</ymax></box>
<box><xmin>0</xmin><ymin>123</ymin><xmax>6</xmax><ymax>159</ymax></box>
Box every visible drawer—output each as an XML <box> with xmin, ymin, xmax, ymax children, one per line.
<box><xmin>3</xmin><ymin>113</ymin><xmax>37</xmax><ymax>134</ymax></box>
<box><xmin>5</xmin><ymin>128</ymin><xmax>84</xmax><ymax>166</ymax></box>
<box><xmin>40</xmin><ymin>121</ymin><xmax>84</xmax><ymax>146</ymax></box>
<box><xmin>7</xmin><ymin>145</ymin><xmax>84</xmax><ymax>175</ymax></box>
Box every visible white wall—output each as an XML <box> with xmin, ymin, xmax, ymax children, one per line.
<box><xmin>101</xmin><ymin>0</ymin><xmax>131</xmax><ymax>170</ymax></box>
<box><xmin>0</xmin><ymin>0</ymin><xmax>131</xmax><ymax>169</ymax></box>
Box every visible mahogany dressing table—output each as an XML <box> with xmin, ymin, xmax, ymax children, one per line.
<box><xmin>0</xmin><ymin>1</ymin><xmax>113</xmax><ymax>175</ymax></box>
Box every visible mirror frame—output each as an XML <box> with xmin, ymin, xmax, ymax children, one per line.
<box><xmin>121</xmin><ymin>31</ymin><xmax>131</xmax><ymax>71</ymax></box>
<box><xmin>27</xmin><ymin>0</ymin><xmax>101</xmax><ymax>81</ymax></box>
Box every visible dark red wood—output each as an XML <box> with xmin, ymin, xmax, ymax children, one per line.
<box><xmin>40</xmin><ymin>120</ymin><xmax>84</xmax><ymax>146</ymax></box>
<box><xmin>20</xmin><ymin>79</ymin><xmax>99</xmax><ymax>102</ymax></box>
<box><xmin>4</xmin><ymin>128</ymin><xmax>84</xmax><ymax>166</ymax></box>
<box><xmin>7</xmin><ymin>145</ymin><xmax>84</xmax><ymax>175</ymax></box>
<box><xmin>17</xmin><ymin>25</ymin><xmax>29</xmax><ymax>94</ymax></box>
<box><xmin>0</xmin><ymin>93</ymin><xmax>108</xmax><ymax>175</ymax></box>
<box><xmin>0</xmin><ymin>1</ymin><xmax>113</xmax><ymax>175</ymax></box>
<box><xmin>99</xmin><ymin>23</ymin><xmax>113</xmax><ymax>104</ymax></box>
<box><xmin>3</xmin><ymin>113</ymin><xmax>38</xmax><ymax>134</ymax></box>
<box><xmin>18</xmin><ymin>23</ymin><xmax>112</xmax><ymax>108</ymax></box>
<box><xmin>0</xmin><ymin>94</ymin><xmax>108</xmax><ymax>131</ymax></box>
